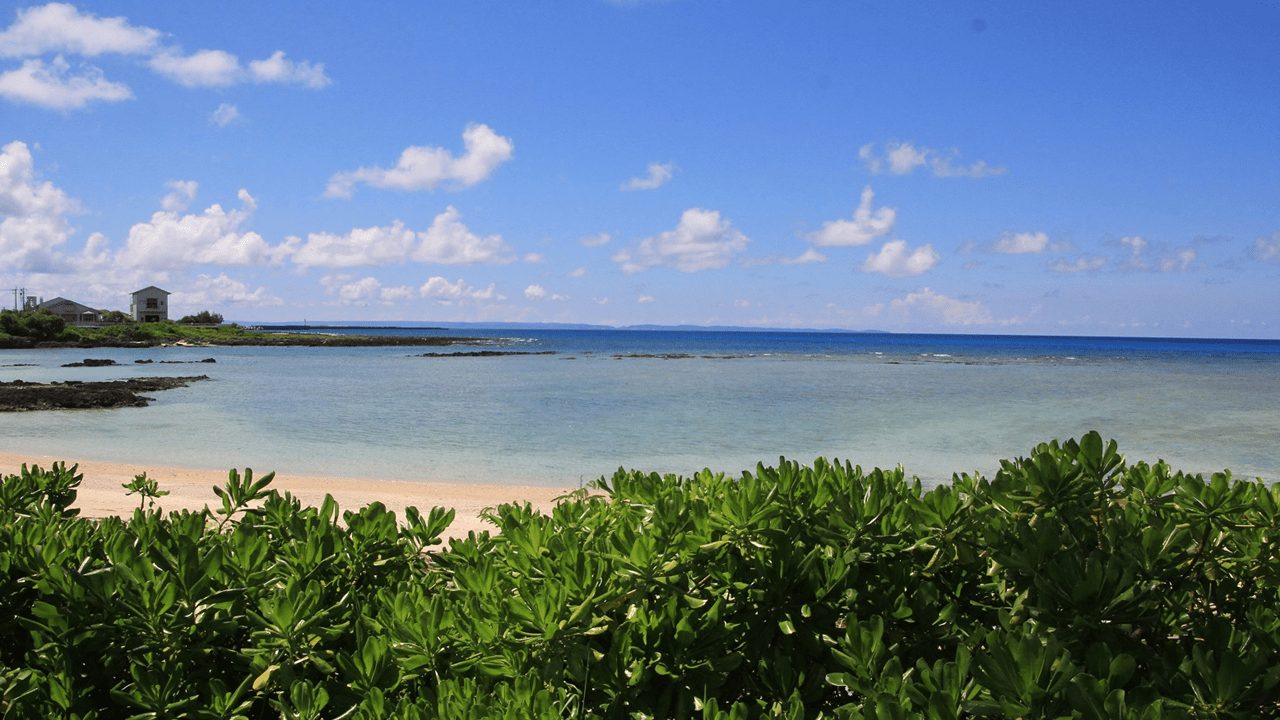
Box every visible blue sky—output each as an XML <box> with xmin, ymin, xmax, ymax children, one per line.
<box><xmin>1</xmin><ymin>1</ymin><xmax>1277</xmax><ymax>337</ymax></box>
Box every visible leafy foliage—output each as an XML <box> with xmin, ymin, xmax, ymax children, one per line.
<box><xmin>178</xmin><ymin>311</ymin><xmax>225</xmax><ymax>325</ymax></box>
<box><xmin>0</xmin><ymin>309</ymin><xmax>66</xmax><ymax>341</ymax></box>
<box><xmin>1</xmin><ymin>433</ymin><xmax>1277</xmax><ymax>717</ymax></box>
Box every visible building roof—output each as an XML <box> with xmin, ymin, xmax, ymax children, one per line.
<box><xmin>131</xmin><ymin>285</ymin><xmax>171</xmax><ymax>296</ymax></box>
<box><xmin>37</xmin><ymin>297</ymin><xmax>97</xmax><ymax>314</ymax></box>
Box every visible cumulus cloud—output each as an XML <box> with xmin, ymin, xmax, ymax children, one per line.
<box><xmin>0</xmin><ymin>56</ymin><xmax>131</xmax><ymax>109</ymax></box>
<box><xmin>861</xmin><ymin>240</ymin><xmax>939</xmax><ymax>277</ymax></box>
<box><xmin>568</xmin><ymin>266</ymin><xmax>588</xmax><ymax>278</ymax></box>
<box><xmin>1118</xmin><ymin>235</ymin><xmax>1198</xmax><ymax>273</ymax></box>
<box><xmin>993</xmin><ymin>231</ymin><xmax>1049</xmax><ymax>254</ymax></box>
<box><xmin>160</xmin><ymin>180</ymin><xmax>197</xmax><ymax>212</ymax></box>
<box><xmin>0</xmin><ymin>3</ymin><xmax>159</xmax><ymax>57</ymax></box>
<box><xmin>613</xmin><ymin>208</ymin><xmax>749</xmax><ymax>273</ymax></box>
<box><xmin>148</xmin><ymin>49</ymin><xmax>239</xmax><ymax>87</ymax></box>
<box><xmin>149</xmin><ymin>48</ymin><xmax>329</xmax><ymax>89</ymax></box>
<box><xmin>118</xmin><ymin>188</ymin><xmax>291</xmax><ymax>270</ymax></box>
<box><xmin>171</xmin><ymin>273</ymin><xmax>281</xmax><ymax>307</ymax></box>
<box><xmin>0</xmin><ymin>4</ymin><xmax>328</xmax><ymax>109</ymax></box>
<box><xmin>621</xmin><ymin>162</ymin><xmax>674</xmax><ymax>191</ymax></box>
<box><xmin>321</xmin><ymin>273</ymin><xmax>500</xmax><ymax>305</ymax></box>
<box><xmin>414</xmin><ymin>206</ymin><xmax>513</xmax><ymax>264</ymax></box>
<box><xmin>1049</xmin><ymin>255</ymin><xmax>1106</xmax><ymax>273</ymax></box>
<box><xmin>290</xmin><ymin>206</ymin><xmax>512</xmax><ymax>268</ymax></box>
<box><xmin>0</xmin><ymin>139</ymin><xmax>77</xmax><ymax>270</ymax></box>
<box><xmin>524</xmin><ymin>284</ymin><xmax>566</xmax><ymax>301</ymax></box>
<box><xmin>320</xmin><ymin>274</ymin><xmax>381</xmax><ymax>305</ymax></box>
<box><xmin>888</xmin><ymin>288</ymin><xmax>994</xmax><ymax>326</ymax></box>
<box><xmin>580</xmin><ymin>232</ymin><xmax>611</xmax><ymax>247</ymax></box>
<box><xmin>1254</xmin><ymin>232</ymin><xmax>1280</xmax><ymax>263</ymax></box>
<box><xmin>325</xmin><ymin>124</ymin><xmax>513</xmax><ymax>198</ymax></box>
<box><xmin>210</xmin><ymin>102</ymin><xmax>239</xmax><ymax>127</ymax></box>
<box><xmin>420</xmin><ymin>276</ymin><xmax>499</xmax><ymax>302</ymax></box>
<box><xmin>248</xmin><ymin>50</ymin><xmax>330</xmax><ymax>88</ymax></box>
<box><xmin>860</xmin><ymin>141</ymin><xmax>1006</xmax><ymax>178</ymax></box>
<box><xmin>808</xmin><ymin>186</ymin><xmax>895</xmax><ymax>247</ymax></box>
<box><xmin>637</xmin><ymin>295</ymin><xmax>655</xmax><ymax>304</ymax></box>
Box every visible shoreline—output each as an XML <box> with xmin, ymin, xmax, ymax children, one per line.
<box><xmin>0</xmin><ymin>451</ymin><xmax>569</xmax><ymax>538</ymax></box>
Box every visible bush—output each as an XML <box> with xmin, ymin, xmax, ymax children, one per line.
<box><xmin>0</xmin><ymin>309</ymin><xmax>66</xmax><ymax>341</ymax></box>
<box><xmin>177</xmin><ymin>310</ymin><xmax>224</xmax><ymax>325</ymax></box>
<box><xmin>1</xmin><ymin>434</ymin><xmax>1277</xmax><ymax>717</ymax></box>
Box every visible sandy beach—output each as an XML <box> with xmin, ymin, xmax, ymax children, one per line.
<box><xmin>0</xmin><ymin>451</ymin><xmax>570</xmax><ymax>538</ymax></box>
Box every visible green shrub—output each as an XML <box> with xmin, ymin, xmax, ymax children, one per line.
<box><xmin>178</xmin><ymin>310</ymin><xmax>224</xmax><ymax>325</ymax></box>
<box><xmin>0</xmin><ymin>309</ymin><xmax>66</xmax><ymax>341</ymax></box>
<box><xmin>0</xmin><ymin>434</ymin><xmax>1277</xmax><ymax>717</ymax></box>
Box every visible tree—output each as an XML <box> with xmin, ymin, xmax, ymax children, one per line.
<box><xmin>178</xmin><ymin>310</ymin><xmax>224</xmax><ymax>325</ymax></box>
<box><xmin>0</xmin><ymin>309</ymin><xmax>66</xmax><ymax>340</ymax></box>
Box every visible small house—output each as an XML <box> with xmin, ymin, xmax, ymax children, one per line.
<box><xmin>130</xmin><ymin>286</ymin><xmax>170</xmax><ymax>322</ymax></box>
<box><xmin>36</xmin><ymin>297</ymin><xmax>101</xmax><ymax>325</ymax></box>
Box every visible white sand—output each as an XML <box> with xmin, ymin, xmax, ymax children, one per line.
<box><xmin>0</xmin><ymin>451</ymin><xmax>570</xmax><ymax>538</ymax></box>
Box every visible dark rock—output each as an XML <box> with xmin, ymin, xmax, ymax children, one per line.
<box><xmin>134</xmin><ymin>359</ymin><xmax>154</xmax><ymax>364</ymax></box>
<box><xmin>61</xmin><ymin>358</ymin><xmax>118</xmax><ymax>368</ymax></box>
<box><xmin>412</xmin><ymin>350</ymin><xmax>558</xmax><ymax>358</ymax></box>
<box><xmin>0</xmin><ymin>376</ymin><xmax>210</xmax><ymax>412</ymax></box>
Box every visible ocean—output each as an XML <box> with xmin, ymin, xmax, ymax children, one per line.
<box><xmin>2</xmin><ymin>328</ymin><xmax>1277</xmax><ymax>487</ymax></box>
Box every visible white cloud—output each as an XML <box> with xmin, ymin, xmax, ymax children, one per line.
<box><xmin>621</xmin><ymin>162</ymin><xmax>674</xmax><ymax>191</ymax></box>
<box><xmin>523</xmin><ymin>283</ymin><xmax>566</xmax><ymax>301</ymax></box>
<box><xmin>860</xmin><ymin>141</ymin><xmax>1006</xmax><ymax>178</ymax></box>
<box><xmin>325</xmin><ymin>124</ymin><xmax>513</xmax><ymax>198</ymax></box>
<box><xmin>568</xmin><ymin>266</ymin><xmax>588</xmax><ymax>278</ymax></box>
<box><xmin>210</xmin><ymin>102</ymin><xmax>239</xmax><ymax>127</ymax></box>
<box><xmin>1254</xmin><ymin>232</ymin><xmax>1280</xmax><ymax>263</ymax></box>
<box><xmin>637</xmin><ymin>294</ymin><xmax>655</xmax><ymax>304</ymax></box>
<box><xmin>782</xmin><ymin>248</ymin><xmax>826</xmax><ymax>265</ymax></box>
<box><xmin>248</xmin><ymin>50</ymin><xmax>330</xmax><ymax>88</ymax></box>
<box><xmin>379</xmin><ymin>285</ymin><xmax>417</xmax><ymax>302</ymax></box>
<box><xmin>171</xmin><ymin>273</ymin><xmax>281</xmax><ymax>307</ymax></box>
<box><xmin>420</xmin><ymin>276</ymin><xmax>499</xmax><ymax>301</ymax></box>
<box><xmin>581</xmin><ymin>232</ymin><xmax>611</xmax><ymax>247</ymax></box>
<box><xmin>148</xmin><ymin>49</ymin><xmax>241</xmax><ymax>88</ymax></box>
<box><xmin>0</xmin><ymin>56</ymin><xmax>131</xmax><ymax>109</ymax></box>
<box><xmin>118</xmin><ymin>188</ymin><xmax>291</xmax><ymax>270</ymax></box>
<box><xmin>993</xmin><ymin>231</ymin><xmax>1049</xmax><ymax>254</ymax></box>
<box><xmin>808</xmin><ymin>186</ymin><xmax>895</xmax><ymax>247</ymax></box>
<box><xmin>861</xmin><ymin>239</ymin><xmax>939</xmax><ymax>277</ymax></box>
<box><xmin>889</xmin><ymin>288</ymin><xmax>994</xmax><ymax>326</ymax></box>
<box><xmin>613</xmin><ymin>208</ymin><xmax>749</xmax><ymax>273</ymax></box>
<box><xmin>290</xmin><ymin>207</ymin><xmax>512</xmax><ymax>268</ymax></box>
<box><xmin>0</xmin><ymin>139</ymin><xmax>77</xmax><ymax>270</ymax></box>
<box><xmin>1158</xmin><ymin>248</ymin><xmax>1195</xmax><ymax>272</ymax></box>
<box><xmin>321</xmin><ymin>274</ymin><xmax>381</xmax><ymax>305</ymax></box>
<box><xmin>160</xmin><ymin>180</ymin><xmax>197</xmax><ymax>212</ymax></box>
<box><xmin>1049</xmin><ymin>255</ymin><xmax>1106</xmax><ymax>273</ymax></box>
<box><xmin>413</xmin><ymin>206</ymin><xmax>513</xmax><ymax>264</ymax></box>
<box><xmin>523</xmin><ymin>252</ymin><xmax>544</xmax><ymax>263</ymax></box>
<box><xmin>0</xmin><ymin>3</ymin><xmax>159</xmax><ymax>57</ymax></box>
<box><xmin>290</xmin><ymin>222</ymin><xmax>416</xmax><ymax>269</ymax></box>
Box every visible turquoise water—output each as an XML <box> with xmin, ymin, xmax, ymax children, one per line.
<box><xmin>1</xmin><ymin>329</ymin><xmax>1277</xmax><ymax>486</ymax></box>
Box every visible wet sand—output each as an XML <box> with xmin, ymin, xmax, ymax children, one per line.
<box><xmin>0</xmin><ymin>451</ymin><xmax>569</xmax><ymax>538</ymax></box>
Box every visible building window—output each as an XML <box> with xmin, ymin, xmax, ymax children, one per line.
<box><xmin>146</xmin><ymin>298</ymin><xmax>158</xmax><ymax>309</ymax></box>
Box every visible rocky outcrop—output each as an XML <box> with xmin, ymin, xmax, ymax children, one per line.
<box><xmin>0</xmin><ymin>376</ymin><xmax>210</xmax><ymax>411</ymax></box>
<box><xmin>61</xmin><ymin>358</ymin><xmax>118</xmax><ymax>367</ymax></box>
<box><xmin>412</xmin><ymin>350</ymin><xmax>558</xmax><ymax>358</ymax></box>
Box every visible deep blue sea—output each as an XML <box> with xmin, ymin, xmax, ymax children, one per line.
<box><xmin>2</xmin><ymin>328</ymin><xmax>1277</xmax><ymax>486</ymax></box>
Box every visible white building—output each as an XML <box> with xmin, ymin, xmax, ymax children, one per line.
<box><xmin>130</xmin><ymin>286</ymin><xmax>171</xmax><ymax>322</ymax></box>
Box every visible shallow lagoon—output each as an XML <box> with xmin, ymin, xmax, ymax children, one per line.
<box><xmin>2</xmin><ymin>329</ymin><xmax>1277</xmax><ymax>486</ymax></box>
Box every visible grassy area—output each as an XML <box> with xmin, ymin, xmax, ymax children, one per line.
<box><xmin>2</xmin><ymin>433</ymin><xmax>1277</xmax><ymax>717</ymax></box>
<box><xmin>0</xmin><ymin>312</ymin><xmax>470</xmax><ymax>347</ymax></box>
